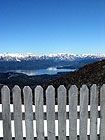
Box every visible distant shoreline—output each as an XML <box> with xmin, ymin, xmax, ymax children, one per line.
<box><xmin>0</xmin><ymin>67</ymin><xmax>75</xmax><ymax>76</ymax></box>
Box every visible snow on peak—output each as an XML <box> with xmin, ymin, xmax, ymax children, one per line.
<box><xmin>0</xmin><ymin>53</ymin><xmax>105</xmax><ymax>61</ymax></box>
<box><xmin>0</xmin><ymin>53</ymin><xmax>37</xmax><ymax>57</ymax></box>
<box><xmin>0</xmin><ymin>53</ymin><xmax>39</xmax><ymax>61</ymax></box>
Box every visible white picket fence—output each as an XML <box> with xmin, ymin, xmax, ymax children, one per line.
<box><xmin>0</xmin><ymin>84</ymin><xmax>105</xmax><ymax>140</ymax></box>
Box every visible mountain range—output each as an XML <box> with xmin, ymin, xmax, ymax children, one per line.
<box><xmin>0</xmin><ymin>53</ymin><xmax>105</xmax><ymax>61</ymax></box>
<box><xmin>0</xmin><ymin>53</ymin><xmax>105</xmax><ymax>71</ymax></box>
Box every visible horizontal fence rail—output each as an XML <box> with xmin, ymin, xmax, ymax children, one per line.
<box><xmin>0</xmin><ymin>84</ymin><xmax>104</xmax><ymax>140</ymax></box>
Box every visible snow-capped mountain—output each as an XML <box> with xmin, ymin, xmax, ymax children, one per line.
<box><xmin>41</xmin><ymin>53</ymin><xmax>105</xmax><ymax>61</ymax></box>
<box><xmin>0</xmin><ymin>53</ymin><xmax>105</xmax><ymax>62</ymax></box>
<box><xmin>0</xmin><ymin>53</ymin><xmax>39</xmax><ymax>61</ymax></box>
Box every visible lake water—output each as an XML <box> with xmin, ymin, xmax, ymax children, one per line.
<box><xmin>10</xmin><ymin>67</ymin><xmax>75</xmax><ymax>76</ymax></box>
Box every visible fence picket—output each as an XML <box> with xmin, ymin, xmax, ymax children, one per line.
<box><xmin>90</xmin><ymin>84</ymin><xmax>98</xmax><ymax>140</ymax></box>
<box><xmin>46</xmin><ymin>86</ymin><xmax>55</xmax><ymax>140</ymax></box>
<box><xmin>13</xmin><ymin>85</ymin><xmax>23</xmax><ymax>140</ymax></box>
<box><xmin>58</xmin><ymin>85</ymin><xmax>66</xmax><ymax>140</ymax></box>
<box><xmin>23</xmin><ymin>86</ymin><xmax>34</xmax><ymax>140</ymax></box>
<box><xmin>100</xmin><ymin>84</ymin><xmax>105</xmax><ymax>140</ymax></box>
<box><xmin>69</xmin><ymin>85</ymin><xmax>78</xmax><ymax>140</ymax></box>
<box><xmin>35</xmin><ymin>86</ymin><xmax>44</xmax><ymax>140</ymax></box>
<box><xmin>1</xmin><ymin>86</ymin><xmax>12</xmax><ymax>140</ymax></box>
<box><xmin>0</xmin><ymin>84</ymin><xmax>104</xmax><ymax>140</ymax></box>
<box><xmin>80</xmin><ymin>85</ymin><xmax>88</xmax><ymax>140</ymax></box>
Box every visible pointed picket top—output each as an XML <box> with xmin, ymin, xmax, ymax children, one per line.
<box><xmin>91</xmin><ymin>84</ymin><xmax>97</xmax><ymax>89</ymax></box>
<box><xmin>35</xmin><ymin>85</ymin><xmax>43</xmax><ymax>102</ymax></box>
<box><xmin>35</xmin><ymin>85</ymin><xmax>44</xmax><ymax>140</ymax></box>
<box><xmin>23</xmin><ymin>86</ymin><xmax>32</xmax><ymax>95</ymax></box>
<box><xmin>1</xmin><ymin>85</ymin><xmax>10</xmax><ymax>94</ymax></box>
<box><xmin>100</xmin><ymin>84</ymin><xmax>105</xmax><ymax>100</ymax></box>
<box><xmin>46</xmin><ymin>85</ymin><xmax>55</xmax><ymax>93</ymax></box>
<box><xmin>1</xmin><ymin>85</ymin><xmax>12</xmax><ymax>140</ymax></box>
<box><xmin>23</xmin><ymin>86</ymin><xmax>34</xmax><ymax>140</ymax></box>
<box><xmin>12</xmin><ymin>85</ymin><xmax>21</xmax><ymax>94</ymax></box>
<box><xmin>46</xmin><ymin>85</ymin><xmax>55</xmax><ymax>140</ymax></box>
<box><xmin>1</xmin><ymin>85</ymin><xmax>9</xmax><ymax>89</ymax></box>
<box><xmin>58</xmin><ymin>85</ymin><xmax>66</xmax><ymax>140</ymax></box>
<box><xmin>100</xmin><ymin>84</ymin><xmax>105</xmax><ymax>140</ymax></box>
<box><xmin>80</xmin><ymin>84</ymin><xmax>88</xmax><ymax>140</ymax></box>
<box><xmin>90</xmin><ymin>84</ymin><xmax>98</xmax><ymax>140</ymax></box>
<box><xmin>58</xmin><ymin>85</ymin><xmax>66</xmax><ymax>95</ymax></box>
<box><xmin>69</xmin><ymin>85</ymin><xmax>78</xmax><ymax>96</ymax></box>
<box><xmin>13</xmin><ymin>85</ymin><xmax>21</xmax><ymax>90</ymax></box>
<box><xmin>13</xmin><ymin>85</ymin><xmax>23</xmax><ymax>140</ymax></box>
<box><xmin>1</xmin><ymin>85</ymin><xmax>10</xmax><ymax>103</ymax></box>
<box><xmin>12</xmin><ymin>85</ymin><xmax>22</xmax><ymax>104</ymax></box>
<box><xmin>69</xmin><ymin>85</ymin><xmax>78</xmax><ymax>140</ymax></box>
<box><xmin>35</xmin><ymin>85</ymin><xmax>43</xmax><ymax>93</ymax></box>
<box><xmin>80</xmin><ymin>84</ymin><xmax>89</xmax><ymax>93</ymax></box>
<box><xmin>90</xmin><ymin>84</ymin><xmax>98</xmax><ymax>100</ymax></box>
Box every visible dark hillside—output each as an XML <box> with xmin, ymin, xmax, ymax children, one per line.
<box><xmin>0</xmin><ymin>72</ymin><xmax>69</xmax><ymax>89</ymax></box>
<box><xmin>43</xmin><ymin>59</ymin><xmax>105</xmax><ymax>89</ymax></box>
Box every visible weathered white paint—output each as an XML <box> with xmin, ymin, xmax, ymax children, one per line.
<box><xmin>35</xmin><ymin>86</ymin><xmax>44</xmax><ymax>140</ymax></box>
<box><xmin>69</xmin><ymin>85</ymin><xmax>78</xmax><ymax>140</ymax></box>
<box><xmin>23</xmin><ymin>86</ymin><xmax>34</xmax><ymax>140</ymax></box>
<box><xmin>13</xmin><ymin>85</ymin><xmax>23</xmax><ymax>140</ymax></box>
<box><xmin>58</xmin><ymin>85</ymin><xmax>66</xmax><ymax>140</ymax></box>
<box><xmin>46</xmin><ymin>86</ymin><xmax>55</xmax><ymax>140</ymax></box>
<box><xmin>100</xmin><ymin>84</ymin><xmax>105</xmax><ymax>140</ymax></box>
<box><xmin>80</xmin><ymin>85</ymin><xmax>88</xmax><ymax>140</ymax></box>
<box><xmin>1</xmin><ymin>86</ymin><xmax>12</xmax><ymax>140</ymax></box>
<box><xmin>90</xmin><ymin>84</ymin><xmax>98</xmax><ymax>140</ymax></box>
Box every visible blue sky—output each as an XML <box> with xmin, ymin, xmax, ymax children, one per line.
<box><xmin>0</xmin><ymin>0</ymin><xmax>105</xmax><ymax>55</ymax></box>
